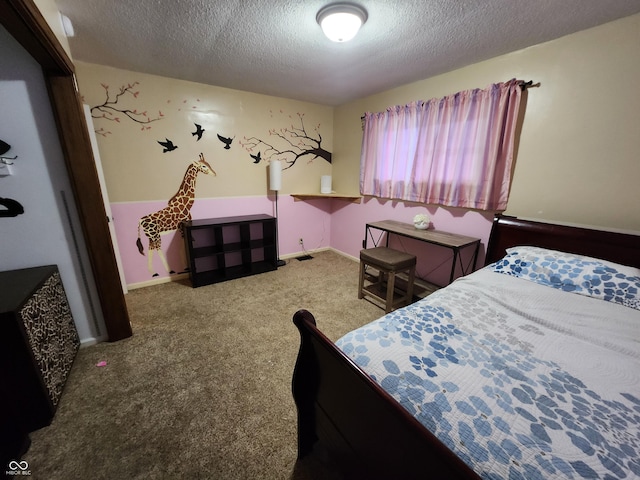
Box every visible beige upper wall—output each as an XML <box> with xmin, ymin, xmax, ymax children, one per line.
<box><xmin>33</xmin><ymin>0</ymin><xmax>72</xmax><ymax>58</ymax></box>
<box><xmin>333</xmin><ymin>13</ymin><xmax>640</xmax><ymax>232</ymax></box>
<box><xmin>75</xmin><ymin>63</ymin><xmax>333</xmax><ymax>202</ymax></box>
<box><xmin>42</xmin><ymin>3</ymin><xmax>640</xmax><ymax>229</ymax></box>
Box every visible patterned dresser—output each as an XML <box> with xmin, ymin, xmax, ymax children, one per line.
<box><xmin>0</xmin><ymin>265</ymin><xmax>80</xmax><ymax>463</ymax></box>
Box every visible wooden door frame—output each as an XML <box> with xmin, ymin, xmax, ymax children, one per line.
<box><xmin>1</xmin><ymin>0</ymin><xmax>132</xmax><ymax>341</ymax></box>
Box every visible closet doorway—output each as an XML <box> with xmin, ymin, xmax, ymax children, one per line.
<box><xmin>1</xmin><ymin>0</ymin><xmax>132</xmax><ymax>341</ymax></box>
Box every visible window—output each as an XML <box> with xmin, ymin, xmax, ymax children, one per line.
<box><xmin>360</xmin><ymin>79</ymin><xmax>524</xmax><ymax>211</ymax></box>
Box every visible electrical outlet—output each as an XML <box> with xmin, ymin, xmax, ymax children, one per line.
<box><xmin>299</xmin><ymin>238</ymin><xmax>304</xmax><ymax>245</ymax></box>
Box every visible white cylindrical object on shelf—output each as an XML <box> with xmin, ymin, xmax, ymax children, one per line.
<box><xmin>269</xmin><ymin>160</ymin><xmax>282</xmax><ymax>191</ymax></box>
<box><xmin>321</xmin><ymin>175</ymin><xmax>332</xmax><ymax>194</ymax></box>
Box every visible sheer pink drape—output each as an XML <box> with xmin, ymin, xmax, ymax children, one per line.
<box><xmin>360</xmin><ymin>79</ymin><xmax>523</xmax><ymax>211</ymax></box>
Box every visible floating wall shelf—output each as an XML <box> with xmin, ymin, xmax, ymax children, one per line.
<box><xmin>291</xmin><ymin>193</ymin><xmax>362</xmax><ymax>203</ymax></box>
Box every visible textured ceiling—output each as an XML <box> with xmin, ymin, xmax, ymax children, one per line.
<box><xmin>54</xmin><ymin>0</ymin><xmax>640</xmax><ymax>106</ymax></box>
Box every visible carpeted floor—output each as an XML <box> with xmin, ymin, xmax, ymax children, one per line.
<box><xmin>23</xmin><ymin>250</ymin><xmax>383</xmax><ymax>479</ymax></box>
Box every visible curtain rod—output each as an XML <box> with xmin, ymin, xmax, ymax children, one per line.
<box><xmin>519</xmin><ymin>80</ymin><xmax>540</xmax><ymax>90</ymax></box>
<box><xmin>360</xmin><ymin>80</ymin><xmax>538</xmax><ymax>120</ymax></box>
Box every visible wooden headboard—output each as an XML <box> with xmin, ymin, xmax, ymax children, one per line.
<box><xmin>485</xmin><ymin>215</ymin><xmax>640</xmax><ymax>268</ymax></box>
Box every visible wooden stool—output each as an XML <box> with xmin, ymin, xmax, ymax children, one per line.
<box><xmin>358</xmin><ymin>247</ymin><xmax>416</xmax><ymax>313</ymax></box>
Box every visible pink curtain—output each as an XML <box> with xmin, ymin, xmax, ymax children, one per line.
<box><xmin>360</xmin><ymin>79</ymin><xmax>523</xmax><ymax>211</ymax></box>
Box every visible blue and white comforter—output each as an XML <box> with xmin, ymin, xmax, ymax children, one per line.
<box><xmin>337</xmin><ymin>254</ymin><xmax>640</xmax><ymax>479</ymax></box>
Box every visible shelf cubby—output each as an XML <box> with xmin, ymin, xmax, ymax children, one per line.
<box><xmin>182</xmin><ymin>214</ymin><xmax>278</xmax><ymax>287</ymax></box>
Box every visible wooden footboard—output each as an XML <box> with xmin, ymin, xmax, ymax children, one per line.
<box><xmin>292</xmin><ymin>309</ymin><xmax>480</xmax><ymax>480</ymax></box>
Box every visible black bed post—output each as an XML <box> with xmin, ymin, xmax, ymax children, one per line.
<box><xmin>292</xmin><ymin>310</ymin><xmax>320</xmax><ymax>457</ymax></box>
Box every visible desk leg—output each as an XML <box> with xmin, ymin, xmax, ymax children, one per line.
<box><xmin>364</xmin><ymin>226</ymin><xmax>388</xmax><ymax>249</ymax></box>
<box><xmin>449</xmin><ymin>249</ymin><xmax>459</xmax><ymax>285</ymax></box>
<box><xmin>471</xmin><ymin>241</ymin><xmax>480</xmax><ymax>271</ymax></box>
<box><xmin>451</xmin><ymin>241</ymin><xmax>481</xmax><ymax>283</ymax></box>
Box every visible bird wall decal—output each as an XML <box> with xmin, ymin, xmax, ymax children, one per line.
<box><xmin>158</xmin><ymin>138</ymin><xmax>178</xmax><ymax>153</ymax></box>
<box><xmin>192</xmin><ymin>123</ymin><xmax>205</xmax><ymax>141</ymax></box>
<box><xmin>217</xmin><ymin>134</ymin><xmax>234</xmax><ymax>150</ymax></box>
<box><xmin>250</xmin><ymin>151</ymin><xmax>261</xmax><ymax>163</ymax></box>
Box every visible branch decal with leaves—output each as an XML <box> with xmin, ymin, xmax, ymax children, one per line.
<box><xmin>90</xmin><ymin>82</ymin><xmax>164</xmax><ymax>134</ymax></box>
<box><xmin>239</xmin><ymin>110</ymin><xmax>332</xmax><ymax>169</ymax></box>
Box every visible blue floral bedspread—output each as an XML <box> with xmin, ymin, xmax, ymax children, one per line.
<box><xmin>337</xmin><ymin>265</ymin><xmax>640</xmax><ymax>479</ymax></box>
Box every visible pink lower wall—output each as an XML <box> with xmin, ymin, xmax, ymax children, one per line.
<box><xmin>113</xmin><ymin>194</ymin><xmax>494</xmax><ymax>288</ymax></box>
<box><xmin>112</xmin><ymin>195</ymin><xmax>332</xmax><ymax>286</ymax></box>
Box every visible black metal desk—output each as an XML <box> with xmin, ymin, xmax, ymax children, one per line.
<box><xmin>363</xmin><ymin>220</ymin><xmax>481</xmax><ymax>286</ymax></box>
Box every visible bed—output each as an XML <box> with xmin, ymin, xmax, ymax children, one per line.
<box><xmin>292</xmin><ymin>215</ymin><xmax>640</xmax><ymax>479</ymax></box>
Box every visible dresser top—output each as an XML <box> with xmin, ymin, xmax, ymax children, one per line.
<box><xmin>183</xmin><ymin>214</ymin><xmax>275</xmax><ymax>228</ymax></box>
<box><xmin>0</xmin><ymin>265</ymin><xmax>58</xmax><ymax>312</ymax></box>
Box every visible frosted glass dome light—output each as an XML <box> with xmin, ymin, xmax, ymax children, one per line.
<box><xmin>317</xmin><ymin>3</ymin><xmax>368</xmax><ymax>42</ymax></box>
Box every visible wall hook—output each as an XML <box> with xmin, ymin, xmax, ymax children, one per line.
<box><xmin>0</xmin><ymin>197</ymin><xmax>24</xmax><ymax>217</ymax></box>
<box><xmin>0</xmin><ymin>139</ymin><xmax>18</xmax><ymax>164</ymax></box>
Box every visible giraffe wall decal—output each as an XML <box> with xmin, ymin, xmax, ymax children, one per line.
<box><xmin>136</xmin><ymin>153</ymin><xmax>216</xmax><ymax>276</ymax></box>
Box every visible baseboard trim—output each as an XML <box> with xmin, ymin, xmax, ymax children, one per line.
<box><xmin>280</xmin><ymin>247</ymin><xmax>330</xmax><ymax>261</ymax></box>
<box><xmin>127</xmin><ymin>248</ymin><xmax>347</xmax><ymax>289</ymax></box>
<box><xmin>127</xmin><ymin>272</ymin><xmax>190</xmax><ymax>290</ymax></box>
<box><xmin>80</xmin><ymin>335</ymin><xmax>108</xmax><ymax>348</ymax></box>
<box><xmin>327</xmin><ymin>247</ymin><xmax>359</xmax><ymax>263</ymax></box>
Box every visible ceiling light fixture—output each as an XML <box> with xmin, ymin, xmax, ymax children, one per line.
<box><xmin>316</xmin><ymin>3</ymin><xmax>368</xmax><ymax>43</ymax></box>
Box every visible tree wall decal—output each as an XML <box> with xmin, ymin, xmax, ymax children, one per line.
<box><xmin>90</xmin><ymin>82</ymin><xmax>164</xmax><ymax>136</ymax></box>
<box><xmin>239</xmin><ymin>110</ymin><xmax>332</xmax><ymax>169</ymax></box>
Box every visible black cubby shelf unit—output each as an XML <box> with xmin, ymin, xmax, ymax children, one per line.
<box><xmin>182</xmin><ymin>214</ymin><xmax>278</xmax><ymax>287</ymax></box>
